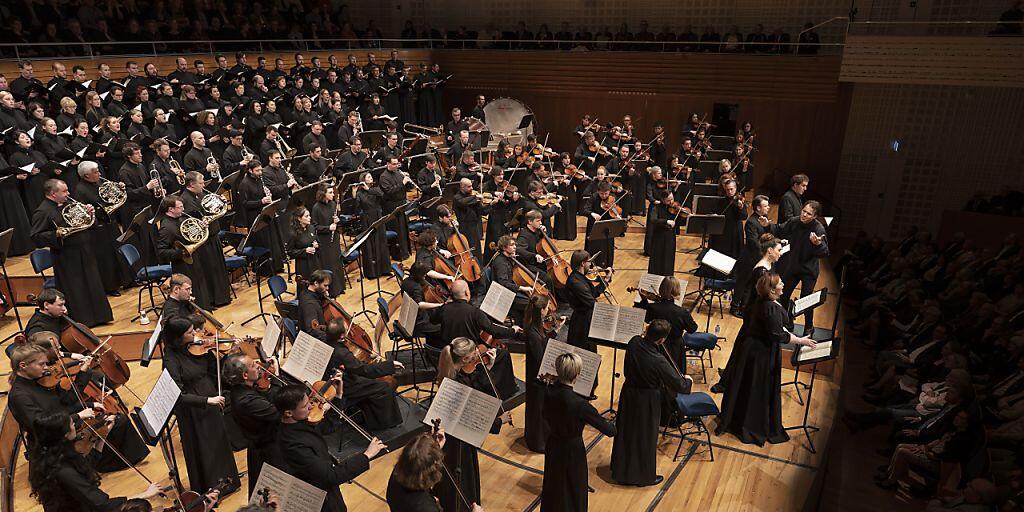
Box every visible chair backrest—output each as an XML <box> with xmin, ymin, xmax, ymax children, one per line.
<box><xmin>268</xmin><ymin>275</ymin><xmax>288</xmax><ymax>301</ymax></box>
<box><xmin>282</xmin><ymin>317</ymin><xmax>299</xmax><ymax>341</ymax></box>
<box><xmin>117</xmin><ymin>243</ymin><xmax>143</xmax><ymax>275</ymax></box>
<box><xmin>391</xmin><ymin>263</ymin><xmax>405</xmax><ymax>281</ymax></box>
<box><xmin>377</xmin><ymin>296</ymin><xmax>391</xmax><ymax>324</ymax></box>
<box><xmin>29</xmin><ymin>249</ymin><xmax>53</xmax><ymax>275</ymax></box>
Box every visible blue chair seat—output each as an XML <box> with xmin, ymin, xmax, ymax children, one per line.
<box><xmin>675</xmin><ymin>392</ymin><xmax>720</xmax><ymax>417</ymax></box>
<box><xmin>684</xmin><ymin>332</ymin><xmax>718</xmax><ymax>350</ymax></box>
<box><xmin>240</xmin><ymin>246</ymin><xmax>271</xmax><ymax>260</ymax></box>
<box><xmin>344</xmin><ymin>250</ymin><xmax>360</xmax><ymax>263</ymax></box>
<box><xmin>706</xmin><ymin>278</ymin><xmax>736</xmax><ymax>291</ymax></box>
<box><xmin>137</xmin><ymin>264</ymin><xmax>173</xmax><ymax>281</ymax></box>
<box><xmin>409</xmin><ymin>221</ymin><xmax>431</xmax><ymax>233</ymax></box>
<box><xmin>224</xmin><ymin>255</ymin><xmax>246</xmax><ymax>270</ymax></box>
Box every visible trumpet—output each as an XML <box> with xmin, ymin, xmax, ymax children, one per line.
<box><xmin>169</xmin><ymin>158</ymin><xmax>186</xmax><ymax>185</ymax></box>
<box><xmin>150</xmin><ymin>167</ymin><xmax>165</xmax><ymax>198</ymax></box>
<box><xmin>206</xmin><ymin>155</ymin><xmax>221</xmax><ymax>181</ymax></box>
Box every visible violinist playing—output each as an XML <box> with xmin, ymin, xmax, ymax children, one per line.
<box><xmin>708</xmin><ymin>178</ymin><xmax>747</xmax><ymax>263</ymax></box>
<box><xmin>573</xmin><ymin>131</ymin><xmax>600</xmax><ymax>174</ymax></box>
<box><xmin>452</xmin><ymin>178</ymin><xmax>485</xmax><ymax>259</ymax></box>
<box><xmin>564</xmin><ymin>250</ymin><xmax>611</xmax><ymax>397</ymax></box>
<box><xmin>733</xmin><ymin>144</ymin><xmax>753</xmax><ymax>191</ymax></box>
<box><xmin>387</xmin><ymin>430</ymin><xmax>487</xmax><ymax>512</ymax></box>
<box><xmin>20</xmin><ymin>331</ymin><xmax>150</xmax><ymax>471</ymax></box>
<box><xmin>518</xmin><ymin>180</ymin><xmax>560</xmax><ymax>233</ymax></box>
<box><xmin>582</xmin><ymin>181</ymin><xmax>619</xmax><ymax>268</ymax></box>
<box><xmin>552</xmin><ymin>152</ymin><xmax>581</xmax><ymax>239</ymax></box>
<box><xmin>160</xmin><ymin>317</ymin><xmax>241</xmax><ymax>495</ymax></box>
<box><xmin>274</xmin><ymin>384</ymin><xmax>388</xmax><ymax>512</ymax></box>
<box><xmin>435</xmin><ymin>337</ymin><xmax>514</xmax><ymax>512</ymax></box>
<box><xmin>647</xmin><ymin>188</ymin><xmax>683</xmax><ymax>277</ymax></box>
<box><xmin>607</xmin><ymin>144</ymin><xmax>639</xmax><ymax>215</ymax></box>
<box><xmin>26</xmin><ymin>412</ymin><xmax>166</xmax><ymax>512</ymax></box>
<box><xmin>642</xmin><ymin>166</ymin><xmax>665</xmax><ymax>257</ymax></box>
<box><xmin>161</xmin><ymin>273</ymin><xmax>205</xmax><ymax>329</ymax></box>
<box><xmin>522</xmin><ymin>295</ymin><xmax>565</xmax><ymax>454</ymax></box>
<box><xmin>222</xmin><ymin>353</ymin><xmax>283</xmax><ymax>496</ymax></box>
<box><xmin>323</xmin><ymin>318</ymin><xmax>404</xmax><ymax>430</ymax></box>
<box><xmin>482</xmin><ymin>166</ymin><xmax>520</xmax><ymax>261</ymax></box>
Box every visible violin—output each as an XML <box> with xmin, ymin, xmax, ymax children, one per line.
<box><xmin>536</xmin><ymin>229</ymin><xmax>570</xmax><ymax>287</ymax></box>
<box><xmin>536</xmin><ymin>192</ymin><xmax>563</xmax><ymax>207</ymax></box>
<box><xmin>306</xmin><ymin>371</ymin><xmax>341</xmax><ymax>424</ymax></box>
<box><xmin>37</xmin><ymin>355</ymin><xmax>95</xmax><ymax>390</ymax></box>
<box><xmin>588</xmin><ymin>141</ymin><xmax>610</xmax><ymax>156</ymax></box>
<box><xmin>585</xmin><ymin>266</ymin><xmax>613</xmax><ymax>282</ymax></box>
<box><xmin>461</xmin><ymin>344</ymin><xmax>494</xmax><ymax>374</ymax></box>
<box><xmin>626</xmin><ymin>286</ymin><xmax>660</xmax><ymax>302</ymax></box>
<box><xmin>186</xmin><ymin>337</ymin><xmax>246</xmax><ymax>357</ymax></box>
<box><xmin>600</xmin><ymin>195</ymin><xmax>623</xmax><ymax>219</ymax></box>
<box><xmin>563</xmin><ymin>164</ymin><xmax>590</xmax><ymax>181</ymax></box>
<box><xmin>447</xmin><ymin>226</ymin><xmax>481</xmax><ymax>282</ymax></box>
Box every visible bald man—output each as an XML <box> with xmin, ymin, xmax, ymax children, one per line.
<box><xmin>183</xmin><ymin>130</ymin><xmax>221</xmax><ymax>183</ymax></box>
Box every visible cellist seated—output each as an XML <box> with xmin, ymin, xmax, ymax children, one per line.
<box><xmin>297</xmin><ymin>270</ymin><xmax>333</xmax><ymax>341</ymax></box>
<box><xmin>323</xmin><ymin>319</ymin><xmax>405</xmax><ymax>430</ymax></box>
<box><xmin>514</xmin><ymin>210</ymin><xmax>554</xmax><ymax>289</ymax></box>
<box><xmin>413</xmin><ymin>230</ymin><xmax>458</xmax><ymax>284</ymax></box>
<box><xmin>491</xmin><ymin>235</ymin><xmax>536</xmax><ymax>322</ymax></box>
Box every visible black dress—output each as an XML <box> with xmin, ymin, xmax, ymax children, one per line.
<box><xmin>29</xmin><ymin>199</ymin><xmax>114</xmax><ymax>327</ymax></box>
<box><xmin>386</xmin><ymin>472</ymin><xmax>440</xmax><ymax>511</ymax></box>
<box><xmin>610</xmin><ymin>336</ymin><xmax>691</xmax><ymax>485</ymax></box>
<box><xmin>356</xmin><ymin>186</ymin><xmax>391</xmax><ymax>278</ymax></box>
<box><xmin>162</xmin><ymin>345</ymin><xmax>241</xmax><ymax>493</ymax></box>
<box><xmin>581</xmin><ymin>194</ymin><xmax>615</xmax><ymax>268</ymax></box>
<box><xmin>433</xmin><ymin>371</ymin><xmax>504</xmax><ymax>512</ymax></box>
<box><xmin>311</xmin><ymin>200</ymin><xmax>346</xmax><ymax>297</ymax></box>
<box><xmin>646</xmin><ymin>202</ymin><xmax>679</xmax><ymax>276</ymax></box>
<box><xmin>564</xmin><ymin>271</ymin><xmax>605</xmax><ymax>355</ymax></box>
<box><xmin>0</xmin><ymin>153</ymin><xmax>33</xmax><ymax>256</ymax></box>
<box><xmin>541</xmin><ymin>384</ymin><xmax>617</xmax><ymax>512</ymax></box>
<box><xmin>524</xmin><ymin>325</ymin><xmax>553</xmax><ymax>453</ymax></box>
<box><xmin>552</xmin><ymin>177</ymin><xmax>577</xmax><ymax>241</ymax></box>
<box><xmin>714</xmin><ymin>299</ymin><xmax>792</xmax><ymax>446</ymax></box>
<box><xmin>288</xmin><ymin>223</ymin><xmax>321</xmax><ymax>283</ymax></box>
<box><xmin>716</xmin><ymin>265</ymin><xmax>771</xmax><ymax>392</ymax></box>
<box><xmin>46</xmin><ymin>459</ymin><xmax>129</xmax><ymax>512</ymax></box>
<box><xmin>709</xmin><ymin>200</ymin><xmax>746</xmax><ymax>259</ymax></box>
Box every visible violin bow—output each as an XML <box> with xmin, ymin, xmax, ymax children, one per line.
<box><xmin>474</xmin><ymin>348</ymin><xmax>511</xmax><ymax>427</ymax></box>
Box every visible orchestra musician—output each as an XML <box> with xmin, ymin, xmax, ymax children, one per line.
<box><xmin>481</xmin><ymin>166</ymin><xmax>519</xmax><ymax>260</ymax></box>
<box><xmin>183</xmin><ymin>131</ymin><xmax>220</xmax><ymax>183</ymax></box>
<box><xmin>387</xmin><ymin>431</ymin><xmax>486</xmax><ymax>512</ymax></box>
<box><xmin>610</xmin><ymin>320</ymin><xmax>692</xmax><ymax>487</ymax></box>
<box><xmin>160</xmin><ymin>316</ymin><xmax>241</xmax><ymax>494</ymax></box>
<box><xmin>412</xmin><ymin>229</ymin><xmax>456</xmax><ymax>282</ymax></box>
<box><xmin>221</xmin><ymin>130</ymin><xmax>253</xmax><ymax>177</ymax></box>
<box><xmin>295</xmin><ymin>143</ymin><xmax>329</xmax><ymax>186</ymax></box>
<box><xmin>302</xmin><ymin>120</ymin><xmax>329</xmax><ymax>154</ymax></box>
<box><xmin>415</xmin><ymin>155</ymin><xmax>445</xmax><ymax>222</ymax></box>
<box><xmin>119</xmin><ymin>141</ymin><xmax>164</xmax><ymax>263</ymax></box>
<box><xmin>30</xmin><ymin>178</ymin><xmax>114</xmax><ymax>327</ymax></box>
<box><xmin>353</xmin><ymin>170</ymin><xmax>392</xmax><ymax>279</ymax></box>
<box><xmin>455</xmin><ymin>149</ymin><xmax>483</xmax><ymax>186</ymax></box>
<box><xmin>492</xmin><ymin>235</ymin><xmax>540</xmax><ymax>321</ymax></box>
<box><xmin>379</xmin><ymin>155</ymin><xmax>414</xmax><ymax>260</ymax></box>
<box><xmin>518</xmin><ymin>181</ymin><xmax>560</xmax><ymax>233</ymax></box>
<box><xmin>179</xmin><ymin>172</ymin><xmax>233</xmax><ymax>308</ymax></box>
<box><xmin>311</xmin><ymin>182</ymin><xmax>348</xmax><ymax>297</ymax></box>
<box><xmin>444</xmin><ymin>107</ymin><xmax>469</xmax><ymax>146</ymax></box>
<box><xmin>452</xmin><ymin>178</ymin><xmax>485</xmax><ymax>259</ymax></box>
<box><xmin>274</xmin><ymin>383</ymin><xmax>388</xmax><ymax>512</ymax></box>
<box><xmin>232</xmin><ymin>160</ymin><xmax>276</xmax><ymax>271</ymax></box>
<box><xmin>288</xmin><ymin>206</ymin><xmax>321</xmax><ymax>283</ymax></box>
<box><xmin>541</xmin><ymin>352</ymin><xmax>617</xmax><ymax>512</ymax></box>
<box><xmin>296</xmin><ymin>270</ymin><xmax>332</xmax><ymax>341</ymax></box>
<box><xmin>73</xmin><ymin>160</ymin><xmax>131</xmax><ymax>295</ymax></box>
<box><xmin>161</xmin><ymin>273</ymin><xmax>204</xmax><ymax>328</ymax></box>
<box><xmin>373</xmin><ymin>132</ymin><xmax>403</xmax><ymax>169</ymax></box>
<box><xmin>434</xmin><ymin>337</ymin><xmax>514</xmax><ymax>512</ymax></box>
<box><xmin>155</xmin><ymin>195</ymin><xmax>215</xmax><ymax>311</ymax></box>
<box><xmin>708</xmin><ymin>178</ymin><xmax>747</xmax><ymax>261</ymax></box>
<box><xmin>522</xmin><ymin>294</ymin><xmax>564</xmax><ymax>453</ymax></box>
<box><xmin>582</xmin><ymin>181</ymin><xmax>619</xmax><ymax>268</ymax></box>
<box><xmin>646</xmin><ymin>187</ymin><xmax>681</xmax><ymax>277</ymax></box>
<box><xmin>323</xmin><ymin>318</ymin><xmax>404</xmax><ymax>429</ymax></box>
<box><xmin>732</xmin><ymin>195</ymin><xmax>773</xmax><ymax>317</ymax></box>
<box><xmin>551</xmin><ymin>153</ymin><xmax>579</xmax><ymax>241</ymax></box>
<box><xmin>399</xmin><ymin>261</ymin><xmax>445</xmax><ymax>351</ymax></box>
<box><xmin>564</xmin><ymin>250</ymin><xmax>609</xmax><ymax>397</ymax></box>
<box><xmin>262</xmin><ymin>149</ymin><xmax>297</xmax><ymax>272</ymax></box>
<box><xmin>514</xmin><ymin>210</ymin><xmax>554</xmax><ymax>287</ymax></box>
<box><xmin>24</xmin><ymin>288</ymin><xmax>69</xmax><ymax>337</ymax></box>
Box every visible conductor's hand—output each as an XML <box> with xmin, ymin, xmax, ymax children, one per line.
<box><xmin>363</xmin><ymin>437</ymin><xmax>387</xmax><ymax>458</ymax></box>
<box><xmin>207</xmin><ymin>396</ymin><xmax>225</xmax><ymax>409</ymax></box>
<box><xmin>810</xmin><ymin>232</ymin><xmax>823</xmax><ymax>246</ymax></box>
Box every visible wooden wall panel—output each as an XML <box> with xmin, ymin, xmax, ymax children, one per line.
<box><xmin>840</xmin><ymin>35</ymin><xmax>1024</xmax><ymax>87</ymax></box>
<box><xmin>434</xmin><ymin>50</ymin><xmax>850</xmax><ymax>202</ymax></box>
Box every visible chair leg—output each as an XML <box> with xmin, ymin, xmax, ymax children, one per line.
<box><xmin>699</xmin><ymin>351</ymin><xmax>707</xmax><ymax>383</ymax></box>
<box><xmin>701</xmin><ymin>418</ymin><xmax>714</xmax><ymax>461</ymax></box>
<box><xmin>673</xmin><ymin>420</ymin><xmax>686</xmax><ymax>462</ymax></box>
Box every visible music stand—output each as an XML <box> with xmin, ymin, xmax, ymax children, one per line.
<box><xmin>517</xmin><ymin>114</ymin><xmax>535</xmax><ymax>131</ymax></box>
<box><xmin>682</xmin><ymin>214</ymin><xmax>726</xmax><ymax>262</ymax></box>
<box><xmin>116</xmin><ymin>206</ymin><xmax>153</xmax><ymax>244</ymax></box>
<box><xmin>343</xmin><ymin>226</ymin><xmax>380</xmax><ymax>325</ymax></box>
<box><xmin>287</xmin><ymin>180</ymin><xmax>326</xmax><ymax>211</ymax></box>
<box><xmin>691</xmin><ymin>183</ymin><xmax>719</xmax><ymax>197</ymax></box>
<box><xmin>213</xmin><ymin>170</ymin><xmax>241</xmax><ymax>195</ymax></box>
<box><xmin>240</xmin><ymin>201</ymin><xmax>281</xmax><ymax>326</ymax></box>
<box><xmin>785</xmin><ymin>337</ymin><xmax>841</xmax><ymax>454</ymax></box>
<box><xmin>0</xmin><ymin>229</ymin><xmax>24</xmax><ymax>347</ymax></box>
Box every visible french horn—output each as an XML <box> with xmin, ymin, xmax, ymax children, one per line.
<box><xmin>175</xmin><ymin>216</ymin><xmax>209</xmax><ymax>265</ymax></box>
<box><xmin>56</xmin><ymin>197</ymin><xmax>95</xmax><ymax>238</ymax></box>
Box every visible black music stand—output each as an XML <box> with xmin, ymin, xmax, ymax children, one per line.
<box><xmin>287</xmin><ymin>180</ymin><xmax>325</xmax><ymax>211</ymax></box>
<box><xmin>696</xmin><ymin>160</ymin><xmax>719</xmax><ymax>183</ymax></box>
<box><xmin>692</xmin><ymin>183</ymin><xmax>719</xmax><ymax>197</ymax></box>
<box><xmin>682</xmin><ymin>214</ymin><xmax>726</xmax><ymax>266</ymax></box>
<box><xmin>0</xmin><ymin>229</ymin><xmax>24</xmax><ymax>347</ymax></box>
<box><xmin>785</xmin><ymin>337</ymin><xmax>841</xmax><ymax>454</ymax></box>
<box><xmin>116</xmin><ymin>206</ymin><xmax>153</xmax><ymax>243</ymax></box>
<box><xmin>343</xmin><ymin>225</ymin><xmax>381</xmax><ymax>325</ymax></box>
<box><xmin>240</xmin><ymin>201</ymin><xmax>281</xmax><ymax>326</ymax></box>
<box><xmin>590</xmin><ymin>218</ymin><xmax>627</xmax><ymax>255</ymax></box>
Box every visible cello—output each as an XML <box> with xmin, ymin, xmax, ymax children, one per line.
<box><xmin>446</xmin><ymin>224</ymin><xmax>481</xmax><ymax>282</ymax></box>
<box><xmin>59</xmin><ymin>315</ymin><xmax>131</xmax><ymax>387</ymax></box>
<box><xmin>508</xmin><ymin>251</ymin><xmax>558</xmax><ymax>317</ymax></box>
<box><xmin>317</xmin><ymin>294</ymin><xmax>399</xmax><ymax>391</ymax></box>
<box><xmin>535</xmin><ymin>229</ymin><xmax>570</xmax><ymax>288</ymax></box>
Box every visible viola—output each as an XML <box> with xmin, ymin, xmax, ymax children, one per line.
<box><xmin>446</xmin><ymin>227</ymin><xmax>481</xmax><ymax>282</ymax></box>
<box><xmin>461</xmin><ymin>344</ymin><xmax>494</xmax><ymax>374</ymax></box>
<box><xmin>536</xmin><ymin>229</ymin><xmax>570</xmax><ymax>288</ymax></box>
<box><xmin>306</xmin><ymin>377</ymin><xmax>340</xmax><ymax>424</ymax></box>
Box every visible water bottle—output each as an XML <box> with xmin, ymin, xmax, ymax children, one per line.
<box><xmin>715</xmin><ymin>324</ymin><xmax>720</xmax><ymax>335</ymax></box>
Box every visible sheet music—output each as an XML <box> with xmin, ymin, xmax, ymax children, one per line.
<box><xmin>422</xmin><ymin>378</ymin><xmax>502</xmax><ymax>448</ymax></box>
<box><xmin>588</xmin><ymin>302</ymin><xmax>620</xmax><ymax>342</ymax></box>
<box><xmin>141</xmin><ymin>317</ymin><xmax>162</xmax><ymax>361</ymax></box>
<box><xmin>793</xmin><ymin>290</ymin><xmax>824</xmax><ymax>315</ymax></box>
<box><xmin>261</xmin><ymin>320</ymin><xmax>282</xmax><ymax>358</ymax></box>
<box><xmin>637</xmin><ymin>273</ymin><xmax>664</xmax><ymax>295</ymax></box>
<box><xmin>480</xmin><ymin>282</ymin><xmax>516</xmax><ymax>323</ymax></box>
<box><xmin>281</xmin><ymin>331</ymin><xmax>334</xmax><ymax>385</ymax></box>
<box><xmin>615</xmin><ymin>306</ymin><xmax>647</xmax><ymax>343</ymax></box>
<box><xmin>248</xmin><ymin>463</ymin><xmax>327</xmax><ymax>512</ymax></box>
<box><xmin>538</xmin><ymin>339</ymin><xmax>602</xmax><ymax>396</ymax></box>
<box><xmin>139</xmin><ymin>370</ymin><xmax>181</xmax><ymax>438</ymax></box>
<box><xmin>779</xmin><ymin>241</ymin><xmax>791</xmax><ymax>255</ymax></box>
<box><xmin>397</xmin><ymin>292</ymin><xmax>419</xmax><ymax>335</ymax></box>
<box><xmin>797</xmin><ymin>340</ymin><xmax>833</xmax><ymax>362</ymax></box>
<box><xmin>701</xmin><ymin>249</ymin><xmax>736</xmax><ymax>275</ymax></box>
<box><xmin>823</xmin><ymin>216</ymin><xmax>834</xmax><ymax>227</ymax></box>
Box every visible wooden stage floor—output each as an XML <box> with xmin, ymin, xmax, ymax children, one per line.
<box><xmin>0</xmin><ymin>222</ymin><xmax>843</xmax><ymax>512</ymax></box>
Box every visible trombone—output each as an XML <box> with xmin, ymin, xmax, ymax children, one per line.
<box><xmin>403</xmin><ymin>123</ymin><xmax>441</xmax><ymax>137</ymax></box>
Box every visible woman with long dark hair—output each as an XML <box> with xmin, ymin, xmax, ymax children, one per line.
<box><xmin>287</xmin><ymin>206</ymin><xmax>320</xmax><ymax>283</ymax></box>
<box><xmin>310</xmin><ymin>183</ymin><xmax>346</xmax><ymax>297</ymax></box>
<box><xmin>160</xmin><ymin>317</ymin><xmax>241</xmax><ymax>494</ymax></box>
<box><xmin>27</xmin><ymin>412</ymin><xmax>162</xmax><ymax>512</ymax></box>
<box><xmin>386</xmin><ymin>431</ymin><xmax>489</xmax><ymax>512</ymax></box>
<box><xmin>522</xmin><ymin>294</ymin><xmax>564</xmax><ymax>453</ymax></box>
<box><xmin>714</xmin><ymin>273</ymin><xmax>817</xmax><ymax>446</ymax></box>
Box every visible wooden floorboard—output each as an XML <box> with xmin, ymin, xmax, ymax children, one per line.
<box><xmin>0</xmin><ymin>214</ymin><xmax>842</xmax><ymax>512</ymax></box>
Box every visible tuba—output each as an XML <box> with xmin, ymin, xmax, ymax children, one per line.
<box><xmin>55</xmin><ymin>197</ymin><xmax>96</xmax><ymax>238</ymax></box>
<box><xmin>200</xmin><ymin>192</ymin><xmax>228</xmax><ymax>223</ymax></box>
<box><xmin>98</xmin><ymin>177</ymin><xmax>127</xmax><ymax>215</ymax></box>
<box><xmin>169</xmin><ymin>158</ymin><xmax>186</xmax><ymax>185</ymax></box>
<box><xmin>175</xmin><ymin>216</ymin><xmax>209</xmax><ymax>265</ymax></box>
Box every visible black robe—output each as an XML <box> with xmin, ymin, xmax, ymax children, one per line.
<box><xmin>581</xmin><ymin>194</ymin><xmax>615</xmax><ymax>268</ymax></box>
<box><xmin>161</xmin><ymin>345</ymin><xmax>241</xmax><ymax>493</ymax></box>
<box><xmin>0</xmin><ymin>154</ymin><xmax>33</xmax><ymax>256</ymax></box>
<box><xmin>155</xmin><ymin>215</ymin><xmax>227</xmax><ymax>311</ymax></box>
<box><xmin>118</xmin><ymin>161</ymin><xmax>162</xmax><ymax>266</ymax></box>
<box><xmin>524</xmin><ymin>325</ymin><xmax>553</xmax><ymax>453</ymax></box>
<box><xmin>355</xmin><ymin>187</ymin><xmax>391</xmax><ymax>278</ymax></box>
<box><xmin>311</xmin><ymin>200</ymin><xmax>347</xmax><ymax>297</ymax></box>
<box><xmin>30</xmin><ymin>199</ymin><xmax>113</xmax><ymax>327</ymax></box>
<box><xmin>564</xmin><ymin>271</ymin><xmax>605</xmax><ymax>356</ymax></box>
<box><xmin>386</xmin><ymin>473</ymin><xmax>440</xmax><ymax>512</ymax></box>
<box><xmin>261</xmin><ymin>164</ymin><xmax>292</xmax><ymax>271</ymax></box>
<box><xmin>379</xmin><ymin>168</ymin><xmax>413</xmax><ymax>260</ymax></box>
<box><xmin>325</xmin><ymin>341</ymin><xmax>401</xmax><ymax>429</ymax></box>
<box><xmin>433</xmin><ymin>371</ymin><xmax>504</xmax><ymax>512</ymax></box>
<box><xmin>647</xmin><ymin>202</ymin><xmax>679</xmax><ymax>276</ymax></box>
<box><xmin>10</xmin><ymin>146</ymin><xmax>53</xmax><ymax>214</ymax></box>
<box><xmin>715</xmin><ymin>299</ymin><xmax>792</xmax><ymax>446</ymax></box>
<box><xmin>181</xmin><ymin>190</ymin><xmax>232</xmax><ymax>307</ymax></box>
<box><xmin>427</xmin><ymin>300</ymin><xmax>519</xmax><ymax>400</ymax></box>
<box><xmin>716</xmin><ymin>265</ymin><xmax>770</xmax><ymax>392</ymax></box>
<box><xmin>709</xmin><ymin>200</ymin><xmax>746</xmax><ymax>259</ymax></box>
<box><xmin>452</xmin><ymin>190</ymin><xmax>484</xmax><ymax>259</ymax></box>
<box><xmin>228</xmin><ymin>385</ymin><xmax>282</xmax><ymax>496</ymax></box>
<box><xmin>610</xmin><ymin>336</ymin><xmax>691</xmax><ymax>485</ymax></box>
<box><xmin>541</xmin><ymin>384</ymin><xmax>617</xmax><ymax>512</ymax></box>
<box><xmin>288</xmin><ymin>224</ymin><xmax>320</xmax><ymax>283</ymax></box>
<box><xmin>551</xmin><ymin>176</ymin><xmax>578</xmax><ymax>241</ymax></box>
<box><xmin>637</xmin><ymin>297</ymin><xmax>699</xmax><ymax>425</ymax></box>
<box><xmin>278</xmin><ymin>420</ymin><xmax>371</xmax><ymax>512</ymax></box>
<box><xmin>73</xmin><ymin>180</ymin><xmax>131</xmax><ymax>293</ymax></box>
<box><xmin>480</xmin><ymin>180</ymin><xmax>517</xmax><ymax>260</ymax></box>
